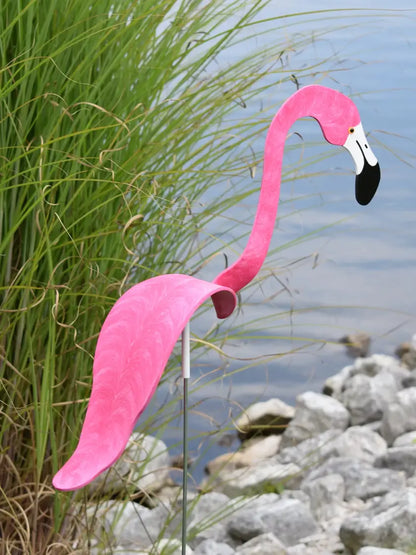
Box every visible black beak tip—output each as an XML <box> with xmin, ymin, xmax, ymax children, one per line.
<box><xmin>355</xmin><ymin>162</ymin><xmax>381</xmax><ymax>206</ymax></box>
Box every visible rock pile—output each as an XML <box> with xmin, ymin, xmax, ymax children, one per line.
<box><xmin>85</xmin><ymin>347</ymin><xmax>416</xmax><ymax>554</ymax></box>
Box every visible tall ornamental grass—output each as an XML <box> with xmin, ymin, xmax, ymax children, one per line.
<box><xmin>0</xmin><ymin>0</ymin><xmax>341</xmax><ymax>551</ymax></box>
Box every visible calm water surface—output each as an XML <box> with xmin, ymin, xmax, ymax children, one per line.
<box><xmin>143</xmin><ymin>2</ymin><xmax>416</xmax><ymax>481</ymax></box>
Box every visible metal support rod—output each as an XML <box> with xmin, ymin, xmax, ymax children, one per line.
<box><xmin>181</xmin><ymin>322</ymin><xmax>190</xmax><ymax>555</ymax></box>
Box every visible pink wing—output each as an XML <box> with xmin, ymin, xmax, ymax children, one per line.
<box><xmin>53</xmin><ymin>274</ymin><xmax>236</xmax><ymax>491</ymax></box>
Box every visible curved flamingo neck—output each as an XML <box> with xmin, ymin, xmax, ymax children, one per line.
<box><xmin>212</xmin><ymin>85</ymin><xmax>357</xmax><ymax>305</ymax></box>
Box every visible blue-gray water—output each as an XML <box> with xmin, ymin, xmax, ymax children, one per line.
<box><xmin>141</xmin><ymin>3</ymin><xmax>416</xmax><ymax>483</ymax></box>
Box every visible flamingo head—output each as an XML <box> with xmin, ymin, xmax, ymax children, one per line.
<box><xmin>342</xmin><ymin>122</ymin><xmax>381</xmax><ymax>206</ymax></box>
<box><xmin>313</xmin><ymin>86</ymin><xmax>381</xmax><ymax>206</ymax></box>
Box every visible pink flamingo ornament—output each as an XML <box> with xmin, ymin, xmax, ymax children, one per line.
<box><xmin>53</xmin><ymin>85</ymin><xmax>380</xmax><ymax>492</ymax></box>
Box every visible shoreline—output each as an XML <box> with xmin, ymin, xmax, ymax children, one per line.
<box><xmin>81</xmin><ymin>336</ymin><xmax>416</xmax><ymax>554</ymax></box>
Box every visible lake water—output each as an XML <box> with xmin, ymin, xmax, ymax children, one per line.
<box><xmin>142</xmin><ymin>3</ymin><xmax>416</xmax><ymax>482</ymax></box>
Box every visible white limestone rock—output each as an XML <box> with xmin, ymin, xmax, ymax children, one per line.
<box><xmin>380</xmin><ymin>387</ymin><xmax>416</xmax><ymax>444</ymax></box>
<box><xmin>147</xmin><ymin>538</ymin><xmax>194</xmax><ymax>554</ymax></box>
<box><xmin>374</xmin><ymin>445</ymin><xmax>416</xmax><ymax>477</ymax></box>
<box><xmin>356</xmin><ymin>547</ymin><xmax>407</xmax><ymax>555</ymax></box>
<box><xmin>204</xmin><ymin>460</ymin><xmax>301</xmax><ymax>498</ymax></box>
<box><xmin>87</xmin><ymin>433</ymin><xmax>171</xmax><ymax>496</ymax></box>
<box><xmin>236</xmin><ymin>398</ymin><xmax>295</xmax><ymax>440</ymax></box>
<box><xmin>235</xmin><ymin>532</ymin><xmax>288</xmax><ymax>554</ymax></box>
<box><xmin>205</xmin><ymin>435</ymin><xmax>281</xmax><ymax>476</ymax></box>
<box><xmin>193</xmin><ymin>539</ymin><xmax>236</xmax><ymax>554</ymax></box>
<box><xmin>326</xmin><ymin>425</ymin><xmax>387</xmax><ymax>463</ymax></box>
<box><xmin>281</xmin><ymin>391</ymin><xmax>349</xmax><ymax>448</ymax></box>
<box><xmin>287</xmin><ymin>530</ymin><xmax>344</xmax><ymax>555</ymax></box>
<box><xmin>340</xmin><ymin>487</ymin><xmax>416</xmax><ymax>552</ymax></box>
<box><xmin>303</xmin><ymin>456</ymin><xmax>406</xmax><ymax>501</ymax></box>
<box><xmin>188</xmin><ymin>492</ymin><xmax>240</xmax><ymax>547</ymax></box>
<box><xmin>87</xmin><ymin>499</ymin><xmax>179</xmax><ymax>550</ymax></box>
<box><xmin>322</xmin><ymin>364</ymin><xmax>354</xmax><ymax>399</ymax></box>
<box><xmin>340</xmin><ymin>371</ymin><xmax>399</xmax><ymax>426</ymax></box>
<box><xmin>227</xmin><ymin>497</ymin><xmax>318</xmax><ymax>547</ymax></box>
<box><xmin>350</xmin><ymin>354</ymin><xmax>406</xmax><ymax>380</ymax></box>
<box><xmin>278</xmin><ymin>429</ymin><xmax>341</xmax><ymax>469</ymax></box>
<box><xmin>393</xmin><ymin>430</ymin><xmax>416</xmax><ymax>447</ymax></box>
<box><xmin>301</xmin><ymin>473</ymin><xmax>345</xmax><ymax>521</ymax></box>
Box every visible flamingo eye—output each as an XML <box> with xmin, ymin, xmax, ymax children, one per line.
<box><xmin>349</xmin><ymin>127</ymin><xmax>355</xmax><ymax>134</ymax></box>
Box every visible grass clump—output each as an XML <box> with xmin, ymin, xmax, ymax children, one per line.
<box><xmin>0</xmin><ymin>0</ymin><xmax>344</xmax><ymax>551</ymax></box>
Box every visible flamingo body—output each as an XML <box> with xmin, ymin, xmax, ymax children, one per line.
<box><xmin>53</xmin><ymin>85</ymin><xmax>380</xmax><ymax>491</ymax></box>
<box><xmin>52</xmin><ymin>275</ymin><xmax>236</xmax><ymax>490</ymax></box>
